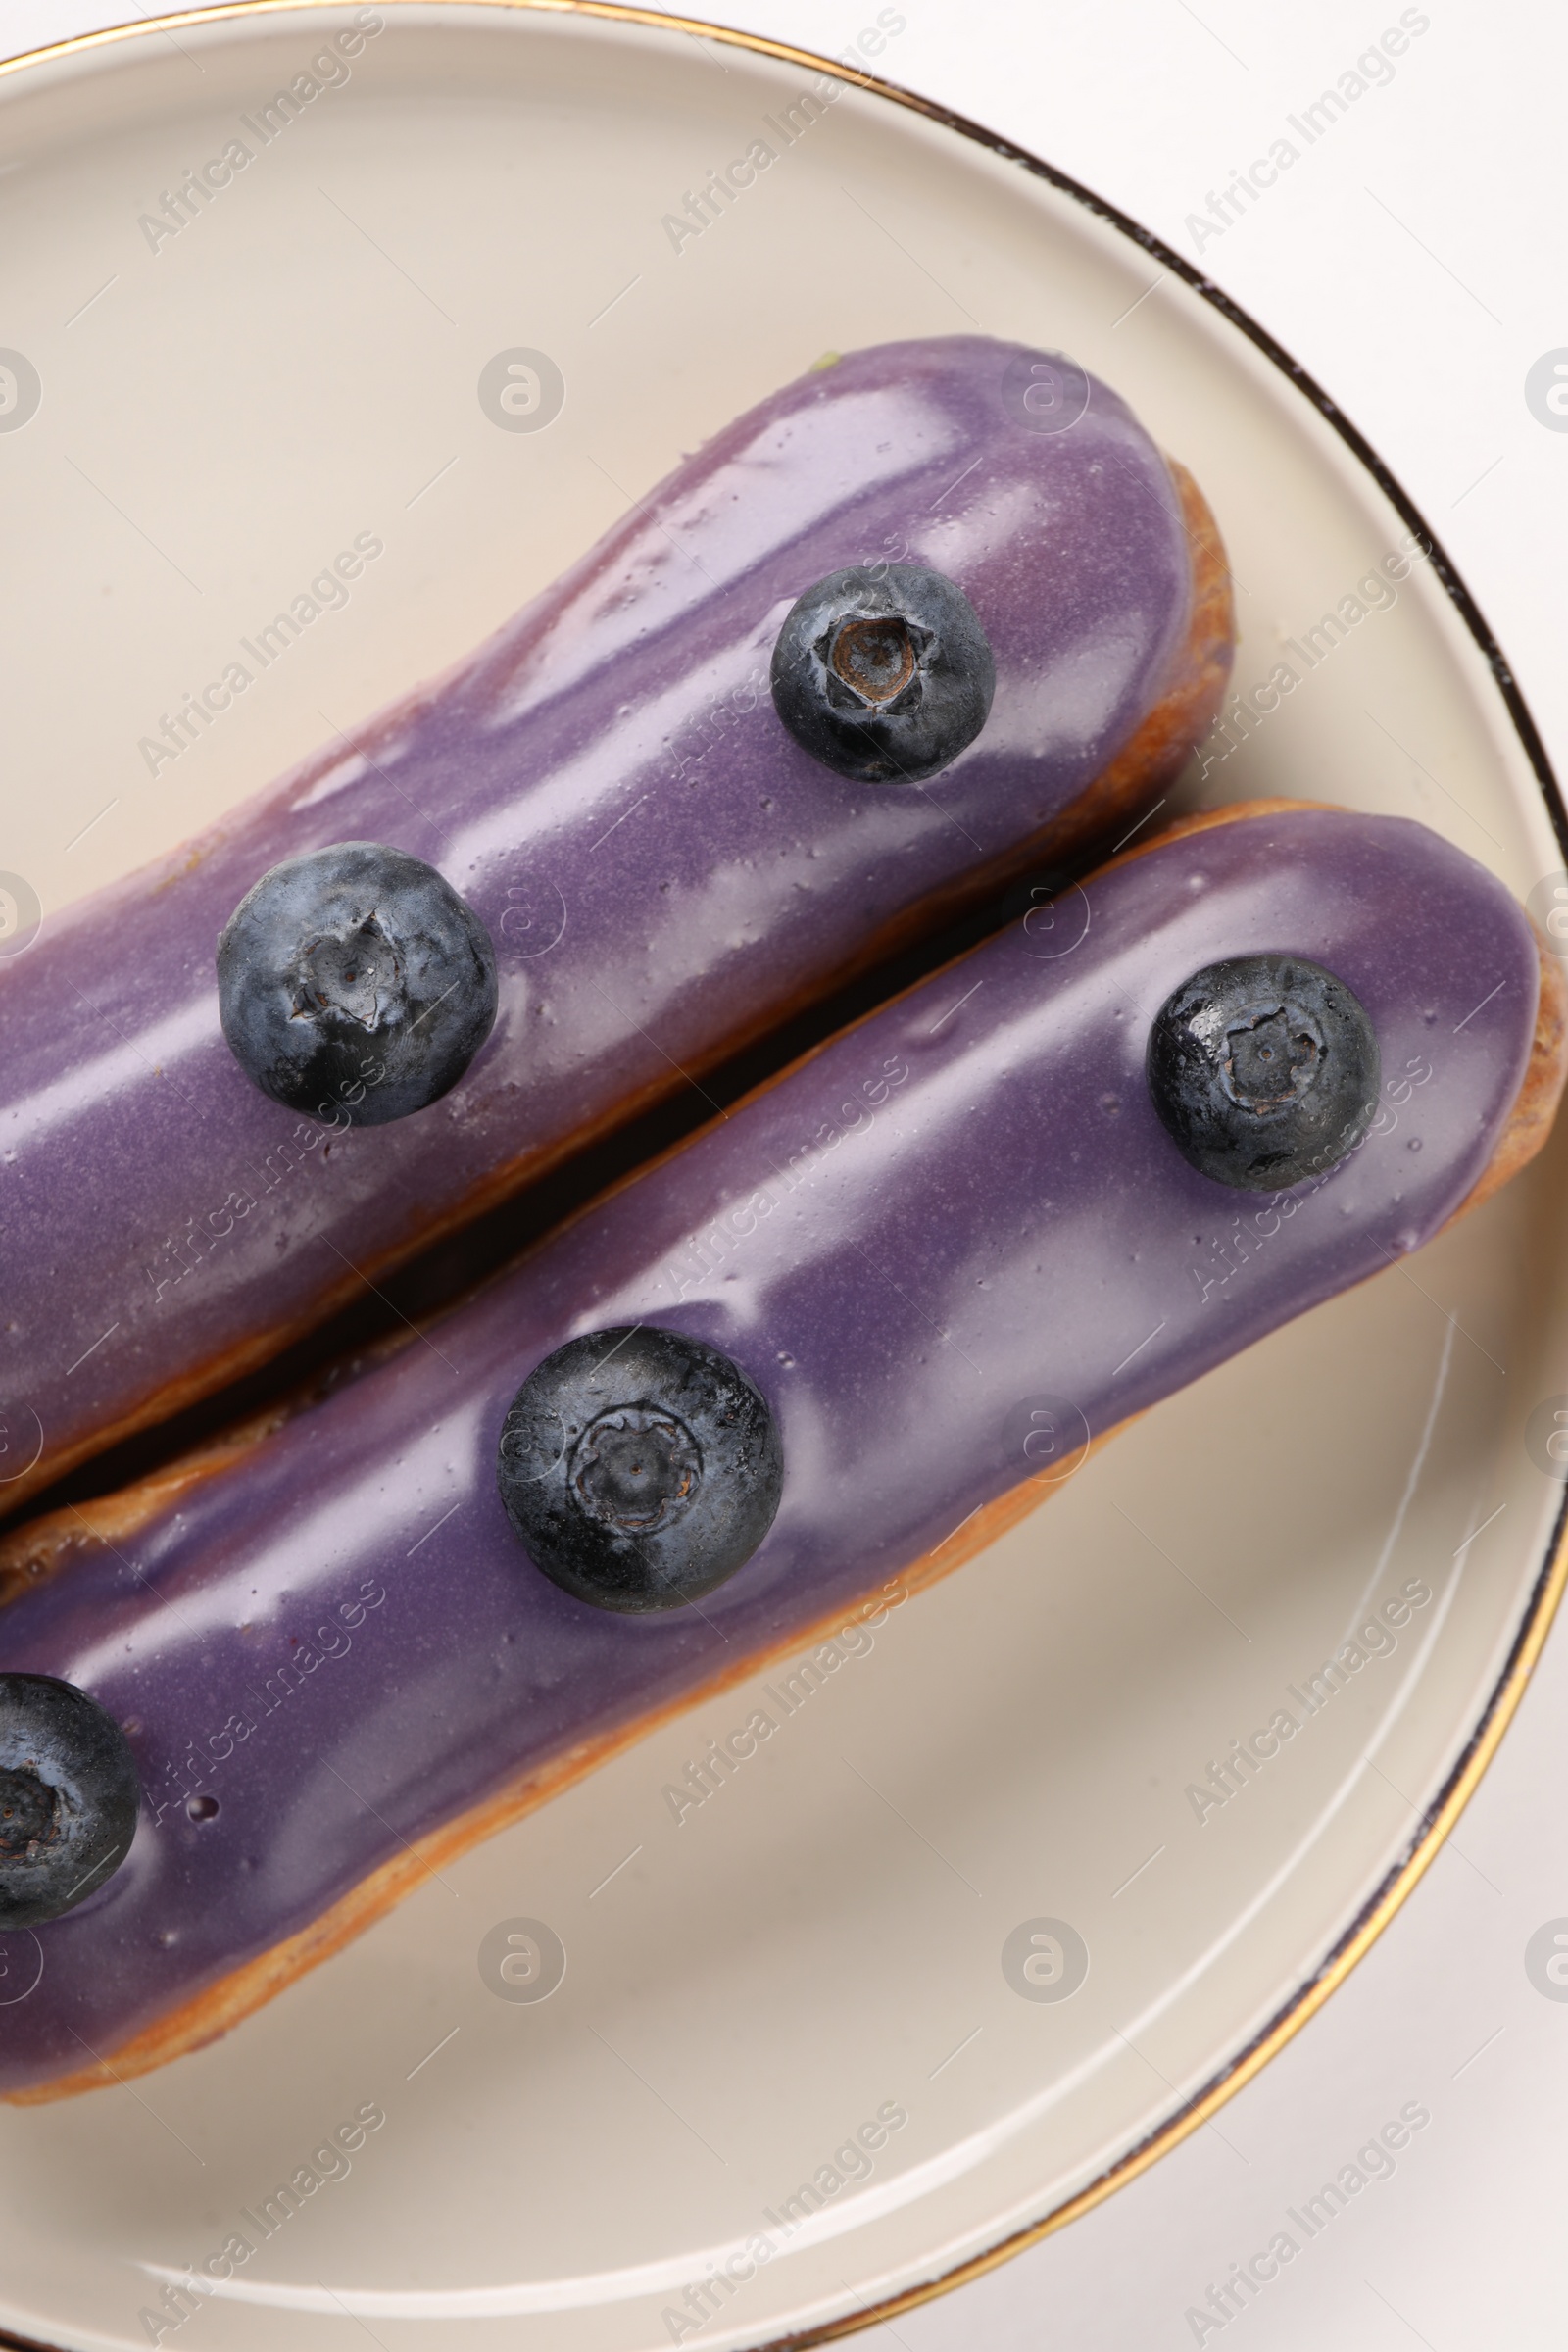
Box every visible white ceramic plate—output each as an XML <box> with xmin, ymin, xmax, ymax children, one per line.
<box><xmin>2</xmin><ymin>8</ymin><xmax>1566</xmax><ymax>2348</ymax></box>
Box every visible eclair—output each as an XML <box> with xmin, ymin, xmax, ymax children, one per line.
<box><xmin>0</xmin><ymin>335</ymin><xmax>1232</xmax><ymax>1515</ymax></box>
<box><xmin>6</xmin><ymin>801</ymin><xmax>1557</xmax><ymax>2101</ymax></box>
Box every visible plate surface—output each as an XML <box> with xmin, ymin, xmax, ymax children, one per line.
<box><xmin>1</xmin><ymin>8</ymin><xmax>1566</xmax><ymax>2349</ymax></box>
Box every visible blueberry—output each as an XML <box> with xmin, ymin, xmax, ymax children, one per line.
<box><xmin>1148</xmin><ymin>954</ymin><xmax>1380</xmax><ymax>1190</ymax></box>
<box><xmin>0</xmin><ymin>1675</ymin><xmax>139</xmax><ymax>1929</ymax></box>
<box><xmin>217</xmin><ymin>841</ymin><xmax>498</xmax><ymax>1125</ymax></box>
<box><xmin>770</xmin><ymin>564</ymin><xmax>995</xmax><ymax>783</ymax></box>
<box><xmin>497</xmin><ymin>1327</ymin><xmax>783</xmax><ymax>1613</ymax></box>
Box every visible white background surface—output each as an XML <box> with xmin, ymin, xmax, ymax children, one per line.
<box><xmin>3</xmin><ymin>3</ymin><xmax>1564</xmax><ymax>2346</ymax></box>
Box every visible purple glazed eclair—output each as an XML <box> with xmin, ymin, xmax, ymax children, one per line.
<box><xmin>0</xmin><ymin>801</ymin><xmax>1561</xmax><ymax>2101</ymax></box>
<box><xmin>0</xmin><ymin>335</ymin><xmax>1232</xmax><ymax>1516</ymax></box>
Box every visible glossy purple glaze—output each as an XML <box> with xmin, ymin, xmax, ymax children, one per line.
<box><xmin>0</xmin><ymin>335</ymin><xmax>1211</xmax><ymax>1505</ymax></box>
<box><xmin>0</xmin><ymin>808</ymin><xmax>1539</xmax><ymax>2093</ymax></box>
